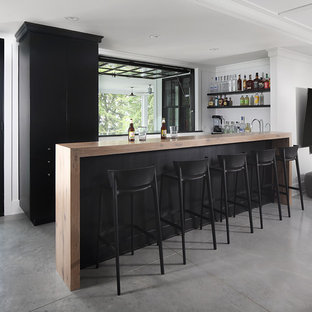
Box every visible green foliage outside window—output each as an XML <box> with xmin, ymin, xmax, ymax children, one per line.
<box><xmin>99</xmin><ymin>93</ymin><xmax>155</xmax><ymax>135</ymax></box>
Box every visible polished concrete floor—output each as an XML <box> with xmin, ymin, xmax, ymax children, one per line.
<box><xmin>1</xmin><ymin>195</ymin><xmax>312</xmax><ymax>312</ymax></box>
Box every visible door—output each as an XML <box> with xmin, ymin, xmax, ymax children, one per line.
<box><xmin>0</xmin><ymin>39</ymin><xmax>4</xmax><ymax>216</ymax></box>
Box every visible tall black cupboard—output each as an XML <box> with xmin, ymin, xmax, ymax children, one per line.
<box><xmin>16</xmin><ymin>22</ymin><xmax>103</xmax><ymax>225</ymax></box>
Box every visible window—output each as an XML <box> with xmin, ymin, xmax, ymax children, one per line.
<box><xmin>98</xmin><ymin>56</ymin><xmax>193</xmax><ymax>136</ymax></box>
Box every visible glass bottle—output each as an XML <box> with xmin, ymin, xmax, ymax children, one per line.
<box><xmin>264</xmin><ymin>74</ymin><xmax>270</xmax><ymax>89</ymax></box>
<box><xmin>214</xmin><ymin>77</ymin><xmax>218</xmax><ymax>93</ymax></box>
<box><xmin>236</xmin><ymin>121</ymin><xmax>240</xmax><ymax>133</ymax></box>
<box><xmin>253</xmin><ymin>72</ymin><xmax>260</xmax><ymax>90</ymax></box>
<box><xmin>229</xmin><ymin>97</ymin><xmax>233</xmax><ymax>106</ymax></box>
<box><xmin>208</xmin><ymin>97</ymin><xmax>214</xmax><ymax>107</ymax></box>
<box><xmin>246</xmin><ymin>74</ymin><xmax>253</xmax><ymax>90</ymax></box>
<box><xmin>254</xmin><ymin>92</ymin><xmax>259</xmax><ymax>105</ymax></box>
<box><xmin>250</xmin><ymin>95</ymin><xmax>254</xmax><ymax>105</ymax></box>
<box><xmin>161</xmin><ymin>118</ymin><xmax>167</xmax><ymax>139</ymax></box>
<box><xmin>210</xmin><ymin>77</ymin><xmax>214</xmax><ymax>93</ymax></box>
<box><xmin>243</xmin><ymin>75</ymin><xmax>247</xmax><ymax>90</ymax></box>
<box><xmin>240</xmin><ymin>116</ymin><xmax>246</xmax><ymax>132</ymax></box>
<box><xmin>245</xmin><ymin>123</ymin><xmax>251</xmax><ymax>133</ymax></box>
<box><xmin>218</xmin><ymin>95</ymin><xmax>223</xmax><ymax>106</ymax></box>
<box><xmin>232</xmin><ymin>74</ymin><xmax>237</xmax><ymax>92</ymax></box>
<box><xmin>259</xmin><ymin>72</ymin><xmax>264</xmax><ymax>89</ymax></box>
<box><xmin>223</xmin><ymin>96</ymin><xmax>228</xmax><ymax>106</ymax></box>
<box><xmin>237</xmin><ymin>74</ymin><xmax>242</xmax><ymax>91</ymax></box>
<box><xmin>214</xmin><ymin>96</ymin><xmax>218</xmax><ymax>107</ymax></box>
<box><xmin>240</xmin><ymin>95</ymin><xmax>244</xmax><ymax>106</ymax></box>
<box><xmin>244</xmin><ymin>95</ymin><xmax>249</xmax><ymax>106</ymax></box>
<box><xmin>228</xmin><ymin>75</ymin><xmax>232</xmax><ymax>92</ymax></box>
<box><xmin>260</xmin><ymin>92</ymin><xmax>264</xmax><ymax>105</ymax></box>
<box><xmin>128</xmin><ymin>119</ymin><xmax>135</xmax><ymax>142</ymax></box>
<box><xmin>230</xmin><ymin>121</ymin><xmax>235</xmax><ymax>133</ymax></box>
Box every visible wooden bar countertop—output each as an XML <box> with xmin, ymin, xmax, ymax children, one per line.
<box><xmin>57</xmin><ymin>132</ymin><xmax>292</xmax><ymax>158</ymax></box>
<box><xmin>56</xmin><ymin>131</ymin><xmax>292</xmax><ymax>292</ymax></box>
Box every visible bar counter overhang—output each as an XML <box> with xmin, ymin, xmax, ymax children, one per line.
<box><xmin>55</xmin><ymin>132</ymin><xmax>291</xmax><ymax>291</ymax></box>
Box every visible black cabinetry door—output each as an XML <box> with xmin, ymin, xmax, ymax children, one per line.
<box><xmin>16</xmin><ymin>22</ymin><xmax>102</xmax><ymax>225</ymax></box>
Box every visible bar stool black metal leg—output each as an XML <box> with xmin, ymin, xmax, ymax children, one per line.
<box><xmin>255</xmin><ymin>164</ymin><xmax>263</xmax><ymax>229</ymax></box>
<box><xmin>233</xmin><ymin>171</ymin><xmax>238</xmax><ymax>218</ymax></box>
<box><xmin>244</xmin><ymin>164</ymin><xmax>253</xmax><ymax>233</ymax></box>
<box><xmin>178</xmin><ymin>177</ymin><xmax>187</xmax><ymax>264</ymax></box>
<box><xmin>273</xmin><ymin>159</ymin><xmax>282</xmax><ymax>220</ymax></box>
<box><xmin>222</xmin><ymin>172</ymin><xmax>230</xmax><ymax>244</ymax></box>
<box><xmin>130</xmin><ymin>193</ymin><xmax>134</xmax><ymax>255</ymax></box>
<box><xmin>282</xmin><ymin>157</ymin><xmax>291</xmax><ymax>217</ymax></box>
<box><xmin>200</xmin><ymin>179</ymin><xmax>205</xmax><ymax>230</ymax></box>
<box><xmin>207</xmin><ymin>171</ymin><xmax>217</xmax><ymax>250</ymax></box>
<box><xmin>152</xmin><ymin>176</ymin><xmax>165</xmax><ymax>275</ymax></box>
<box><xmin>95</xmin><ymin>191</ymin><xmax>102</xmax><ymax>269</ymax></box>
<box><xmin>220</xmin><ymin>177</ymin><xmax>223</xmax><ymax>222</ymax></box>
<box><xmin>112</xmin><ymin>184</ymin><xmax>121</xmax><ymax>296</ymax></box>
<box><xmin>296</xmin><ymin>157</ymin><xmax>305</xmax><ymax>211</ymax></box>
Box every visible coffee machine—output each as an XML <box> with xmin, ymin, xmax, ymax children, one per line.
<box><xmin>212</xmin><ymin>115</ymin><xmax>224</xmax><ymax>134</ymax></box>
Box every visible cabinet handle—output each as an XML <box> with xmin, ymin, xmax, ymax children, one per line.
<box><xmin>47</xmin><ymin>160</ymin><xmax>51</xmax><ymax>164</ymax></box>
<box><xmin>47</xmin><ymin>147</ymin><xmax>52</xmax><ymax>151</ymax></box>
<box><xmin>47</xmin><ymin>173</ymin><xmax>51</xmax><ymax>177</ymax></box>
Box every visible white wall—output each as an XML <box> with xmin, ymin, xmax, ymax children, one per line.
<box><xmin>2</xmin><ymin>35</ymin><xmax>21</xmax><ymax>215</ymax></box>
<box><xmin>269</xmin><ymin>48</ymin><xmax>312</xmax><ymax>183</ymax></box>
<box><xmin>201</xmin><ymin>58</ymin><xmax>271</xmax><ymax>133</ymax></box>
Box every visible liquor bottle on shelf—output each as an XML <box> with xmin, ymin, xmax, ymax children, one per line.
<box><xmin>244</xmin><ymin>95</ymin><xmax>249</xmax><ymax>106</ymax></box>
<box><xmin>208</xmin><ymin>97</ymin><xmax>214</xmax><ymax>107</ymax></box>
<box><xmin>214</xmin><ymin>96</ymin><xmax>218</xmax><ymax>106</ymax></box>
<box><xmin>259</xmin><ymin>72</ymin><xmax>265</xmax><ymax>89</ymax></box>
<box><xmin>223</xmin><ymin>76</ymin><xmax>227</xmax><ymax>92</ymax></box>
<box><xmin>260</xmin><ymin>92</ymin><xmax>264</xmax><ymax>105</ymax></box>
<box><xmin>246</xmin><ymin>74</ymin><xmax>254</xmax><ymax>90</ymax></box>
<box><xmin>161</xmin><ymin>118</ymin><xmax>167</xmax><ymax>139</ymax></box>
<box><xmin>232</xmin><ymin>74</ymin><xmax>237</xmax><ymax>92</ymax></box>
<box><xmin>253</xmin><ymin>72</ymin><xmax>260</xmax><ymax>89</ymax></box>
<box><xmin>254</xmin><ymin>92</ymin><xmax>259</xmax><ymax>105</ymax></box>
<box><xmin>229</xmin><ymin>97</ymin><xmax>233</xmax><ymax>106</ymax></box>
<box><xmin>228</xmin><ymin>75</ymin><xmax>232</xmax><ymax>92</ymax></box>
<box><xmin>128</xmin><ymin>119</ymin><xmax>135</xmax><ymax>142</ymax></box>
<box><xmin>237</xmin><ymin>74</ymin><xmax>242</xmax><ymax>91</ymax></box>
<box><xmin>240</xmin><ymin>95</ymin><xmax>245</xmax><ymax>106</ymax></box>
<box><xmin>224</xmin><ymin>96</ymin><xmax>228</xmax><ymax>106</ymax></box>
<box><xmin>243</xmin><ymin>75</ymin><xmax>247</xmax><ymax>90</ymax></box>
<box><xmin>218</xmin><ymin>95</ymin><xmax>224</xmax><ymax>106</ymax></box>
<box><xmin>210</xmin><ymin>77</ymin><xmax>214</xmax><ymax>93</ymax></box>
<box><xmin>218</xmin><ymin>76</ymin><xmax>222</xmax><ymax>92</ymax></box>
<box><xmin>214</xmin><ymin>77</ymin><xmax>218</xmax><ymax>92</ymax></box>
<box><xmin>250</xmin><ymin>95</ymin><xmax>254</xmax><ymax>105</ymax></box>
<box><xmin>264</xmin><ymin>73</ymin><xmax>270</xmax><ymax>89</ymax></box>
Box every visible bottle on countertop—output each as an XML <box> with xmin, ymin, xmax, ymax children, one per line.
<box><xmin>245</xmin><ymin>123</ymin><xmax>251</xmax><ymax>133</ymax></box>
<box><xmin>237</xmin><ymin>74</ymin><xmax>242</xmax><ymax>91</ymax></box>
<box><xmin>128</xmin><ymin>119</ymin><xmax>135</xmax><ymax>142</ymax></box>
<box><xmin>243</xmin><ymin>75</ymin><xmax>247</xmax><ymax>90</ymax></box>
<box><xmin>235</xmin><ymin>121</ymin><xmax>240</xmax><ymax>133</ymax></box>
<box><xmin>240</xmin><ymin>116</ymin><xmax>246</xmax><ymax>132</ymax></box>
<box><xmin>246</xmin><ymin>74</ymin><xmax>253</xmax><ymax>90</ymax></box>
<box><xmin>161</xmin><ymin>118</ymin><xmax>167</xmax><ymax>139</ymax></box>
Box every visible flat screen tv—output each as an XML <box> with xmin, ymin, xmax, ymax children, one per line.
<box><xmin>302</xmin><ymin>88</ymin><xmax>312</xmax><ymax>148</ymax></box>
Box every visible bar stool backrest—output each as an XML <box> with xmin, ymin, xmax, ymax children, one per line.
<box><xmin>108</xmin><ymin>165</ymin><xmax>156</xmax><ymax>191</ymax></box>
<box><xmin>280</xmin><ymin>145</ymin><xmax>299</xmax><ymax>161</ymax></box>
<box><xmin>255</xmin><ymin>149</ymin><xmax>276</xmax><ymax>165</ymax></box>
<box><xmin>218</xmin><ymin>154</ymin><xmax>246</xmax><ymax>171</ymax></box>
<box><xmin>173</xmin><ymin>159</ymin><xmax>209</xmax><ymax>180</ymax></box>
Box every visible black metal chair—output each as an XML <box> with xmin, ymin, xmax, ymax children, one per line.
<box><xmin>246</xmin><ymin>149</ymin><xmax>282</xmax><ymax>228</ymax></box>
<box><xmin>212</xmin><ymin>154</ymin><xmax>253</xmax><ymax>244</ymax></box>
<box><xmin>96</xmin><ymin>165</ymin><xmax>165</xmax><ymax>295</ymax></box>
<box><xmin>277</xmin><ymin>145</ymin><xmax>304</xmax><ymax>217</ymax></box>
<box><xmin>160</xmin><ymin>159</ymin><xmax>217</xmax><ymax>265</ymax></box>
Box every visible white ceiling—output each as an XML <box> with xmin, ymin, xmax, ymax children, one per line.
<box><xmin>1</xmin><ymin>0</ymin><xmax>312</xmax><ymax>65</ymax></box>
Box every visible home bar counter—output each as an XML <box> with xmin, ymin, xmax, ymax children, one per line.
<box><xmin>55</xmin><ymin>132</ymin><xmax>291</xmax><ymax>291</ymax></box>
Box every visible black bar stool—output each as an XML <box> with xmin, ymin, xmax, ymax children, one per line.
<box><xmin>96</xmin><ymin>165</ymin><xmax>165</xmax><ymax>295</ymax></box>
<box><xmin>212</xmin><ymin>154</ymin><xmax>253</xmax><ymax>244</ymax></box>
<box><xmin>277</xmin><ymin>145</ymin><xmax>304</xmax><ymax>217</ymax></box>
<box><xmin>247</xmin><ymin>149</ymin><xmax>282</xmax><ymax>228</ymax></box>
<box><xmin>160</xmin><ymin>159</ymin><xmax>217</xmax><ymax>265</ymax></box>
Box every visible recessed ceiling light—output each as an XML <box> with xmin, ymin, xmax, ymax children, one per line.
<box><xmin>209</xmin><ymin>47</ymin><xmax>219</xmax><ymax>52</ymax></box>
<box><xmin>149</xmin><ymin>34</ymin><xmax>160</xmax><ymax>39</ymax></box>
<box><xmin>65</xmin><ymin>16</ymin><xmax>80</xmax><ymax>22</ymax></box>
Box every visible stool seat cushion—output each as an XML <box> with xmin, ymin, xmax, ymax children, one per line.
<box><xmin>304</xmin><ymin>172</ymin><xmax>312</xmax><ymax>198</ymax></box>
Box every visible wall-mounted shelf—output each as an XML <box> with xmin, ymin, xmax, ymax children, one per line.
<box><xmin>207</xmin><ymin>105</ymin><xmax>270</xmax><ymax>109</ymax></box>
<box><xmin>207</xmin><ymin>88</ymin><xmax>270</xmax><ymax>96</ymax></box>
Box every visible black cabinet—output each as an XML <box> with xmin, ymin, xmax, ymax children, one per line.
<box><xmin>16</xmin><ymin>22</ymin><xmax>102</xmax><ymax>225</ymax></box>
